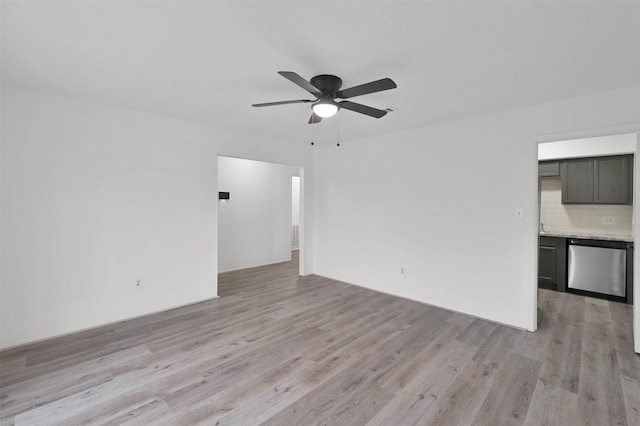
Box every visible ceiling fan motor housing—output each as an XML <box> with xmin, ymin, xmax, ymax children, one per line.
<box><xmin>310</xmin><ymin>75</ymin><xmax>343</xmax><ymax>96</ymax></box>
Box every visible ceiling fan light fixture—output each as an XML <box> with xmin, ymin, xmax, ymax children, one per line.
<box><xmin>312</xmin><ymin>101</ymin><xmax>338</xmax><ymax>118</ymax></box>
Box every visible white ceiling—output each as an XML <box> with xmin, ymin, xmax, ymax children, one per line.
<box><xmin>2</xmin><ymin>1</ymin><xmax>639</xmax><ymax>144</ymax></box>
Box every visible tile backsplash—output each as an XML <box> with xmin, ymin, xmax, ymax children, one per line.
<box><xmin>540</xmin><ymin>177</ymin><xmax>633</xmax><ymax>238</ymax></box>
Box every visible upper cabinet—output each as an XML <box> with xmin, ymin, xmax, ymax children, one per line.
<box><xmin>561</xmin><ymin>158</ymin><xmax>594</xmax><ymax>203</ymax></box>
<box><xmin>538</xmin><ymin>161</ymin><xmax>560</xmax><ymax>177</ymax></box>
<box><xmin>594</xmin><ymin>156</ymin><xmax>633</xmax><ymax>204</ymax></box>
<box><xmin>560</xmin><ymin>155</ymin><xmax>633</xmax><ymax>205</ymax></box>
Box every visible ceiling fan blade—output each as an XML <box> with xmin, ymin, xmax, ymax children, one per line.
<box><xmin>252</xmin><ymin>99</ymin><xmax>314</xmax><ymax>107</ymax></box>
<box><xmin>339</xmin><ymin>101</ymin><xmax>388</xmax><ymax>118</ymax></box>
<box><xmin>337</xmin><ymin>78</ymin><xmax>397</xmax><ymax>99</ymax></box>
<box><xmin>278</xmin><ymin>71</ymin><xmax>322</xmax><ymax>96</ymax></box>
<box><xmin>308</xmin><ymin>113</ymin><xmax>322</xmax><ymax>124</ymax></box>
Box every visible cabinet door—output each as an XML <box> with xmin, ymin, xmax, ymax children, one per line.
<box><xmin>539</xmin><ymin>161</ymin><xmax>560</xmax><ymax>177</ymax></box>
<box><xmin>561</xmin><ymin>159</ymin><xmax>594</xmax><ymax>204</ymax></box>
<box><xmin>594</xmin><ymin>155</ymin><xmax>633</xmax><ymax>204</ymax></box>
<box><xmin>538</xmin><ymin>245</ymin><xmax>557</xmax><ymax>288</ymax></box>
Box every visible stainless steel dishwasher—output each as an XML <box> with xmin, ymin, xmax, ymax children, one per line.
<box><xmin>567</xmin><ymin>239</ymin><xmax>628</xmax><ymax>298</ymax></box>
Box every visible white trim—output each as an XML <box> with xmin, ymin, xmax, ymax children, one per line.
<box><xmin>533</xmin><ymin>122</ymin><xmax>640</xmax><ymax>144</ymax></box>
<box><xmin>218</xmin><ymin>257</ymin><xmax>294</xmax><ymax>274</ymax></box>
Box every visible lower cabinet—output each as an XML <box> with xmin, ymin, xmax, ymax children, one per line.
<box><xmin>538</xmin><ymin>236</ymin><xmax>566</xmax><ymax>291</ymax></box>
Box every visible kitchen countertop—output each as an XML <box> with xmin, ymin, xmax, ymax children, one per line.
<box><xmin>539</xmin><ymin>231</ymin><xmax>633</xmax><ymax>242</ymax></box>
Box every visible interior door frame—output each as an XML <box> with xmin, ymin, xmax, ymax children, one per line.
<box><xmin>216</xmin><ymin>155</ymin><xmax>307</xmax><ymax>276</ymax></box>
<box><xmin>532</xmin><ymin>124</ymin><xmax>639</xmax><ymax>354</ymax></box>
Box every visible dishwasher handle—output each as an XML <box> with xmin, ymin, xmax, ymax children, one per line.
<box><xmin>568</xmin><ymin>239</ymin><xmax>628</xmax><ymax>250</ymax></box>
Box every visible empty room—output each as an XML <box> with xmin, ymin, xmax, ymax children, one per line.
<box><xmin>1</xmin><ymin>1</ymin><xmax>639</xmax><ymax>425</ymax></box>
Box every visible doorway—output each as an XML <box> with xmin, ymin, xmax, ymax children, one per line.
<box><xmin>217</xmin><ymin>156</ymin><xmax>304</xmax><ymax>276</ymax></box>
<box><xmin>535</xmin><ymin>133</ymin><xmax>638</xmax><ymax>346</ymax></box>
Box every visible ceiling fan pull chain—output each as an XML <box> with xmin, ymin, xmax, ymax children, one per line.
<box><xmin>310</xmin><ymin>119</ymin><xmax>315</xmax><ymax>146</ymax></box>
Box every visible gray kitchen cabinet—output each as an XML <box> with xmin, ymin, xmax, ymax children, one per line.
<box><xmin>561</xmin><ymin>158</ymin><xmax>594</xmax><ymax>203</ymax></box>
<box><xmin>561</xmin><ymin>155</ymin><xmax>633</xmax><ymax>205</ymax></box>
<box><xmin>594</xmin><ymin>155</ymin><xmax>633</xmax><ymax>204</ymax></box>
<box><xmin>538</xmin><ymin>236</ymin><xmax>567</xmax><ymax>291</ymax></box>
<box><xmin>538</xmin><ymin>245</ymin><xmax>557</xmax><ymax>289</ymax></box>
<box><xmin>539</xmin><ymin>161</ymin><xmax>560</xmax><ymax>177</ymax></box>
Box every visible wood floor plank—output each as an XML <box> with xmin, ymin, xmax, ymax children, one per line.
<box><xmin>298</xmin><ymin>324</ymin><xmax>403</xmax><ymax>388</ymax></box>
<box><xmin>166</xmin><ymin>356</ymin><xmax>313</xmax><ymax>425</ymax></box>
<box><xmin>455</xmin><ymin>318</ymin><xmax>498</xmax><ymax>347</ymax></box>
<box><xmin>523</xmin><ymin>380</ymin><xmax>579</xmax><ymax>426</ymax></box>
<box><xmin>12</xmin><ymin>354</ymin><xmax>177</xmax><ymax>425</ymax></box>
<box><xmin>106</xmin><ymin>398</ymin><xmax>174</xmax><ymax>426</ymax></box>
<box><xmin>510</xmin><ymin>289</ymin><xmax>562</xmax><ymax>363</ymax></box>
<box><xmin>473</xmin><ymin>353</ymin><xmax>542</xmax><ymax>425</ymax></box>
<box><xmin>538</xmin><ymin>292</ymin><xmax>584</xmax><ymax>394</ymax></box>
<box><xmin>211</xmin><ymin>377</ymin><xmax>311</xmax><ymax>426</ymax></box>
<box><xmin>366</xmin><ymin>333</ymin><xmax>476</xmax><ymax>425</ymax></box>
<box><xmin>0</xmin><ymin>344</ymin><xmax>150</xmax><ymax>419</ymax></box>
<box><xmin>577</xmin><ymin>299</ymin><xmax>628</xmax><ymax>426</ymax></box>
<box><xmin>471</xmin><ymin>324</ymin><xmax>521</xmax><ymax>369</ymax></box>
<box><xmin>417</xmin><ymin>360</ymin><xmax>497</xmax><ymax>425</ymax></box>
<box><xmin>1</xmin><ymin>251</ymin><xmax>637</xmax><ymax>425</ymax></box>
<box><xmin>372</xmin><ymin>323</ymin><xmax>464</xmax><ymax>393</ymax></box>
<box><xmin>260</xmin><ymin>348</ymin><xmax>398</xmax><ymax>425</ymax></box>
<box><xmin>620</xmin><ymin>374</ymin><xmax>640</xmax><ymax>426</ymax></box>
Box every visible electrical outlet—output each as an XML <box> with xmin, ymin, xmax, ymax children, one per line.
<box><xmin>400</xmin><ymin>267</ymin><xmax>405</xmax><ymax>274</ymax></box>
<box><xmin>136</xmin><ymin>277</ymin><xmax>143</xmax><ymax>288</ymax></box>
<box><xmin>602</xmin><ymin>216</ymin><xmax>615</xmax><ymax>225</ymax></box>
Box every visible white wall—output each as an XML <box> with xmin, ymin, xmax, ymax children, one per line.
<box><xmin>538</xmin><ymin>133</ymin><xmax>637</xmax><ymax>160</ymax></box>
<box><xmin>218</xmin><ymin>157</ymin><xmax>296</xmax><ymax>272</ymax></box>
<box><xmin>292</xmin><ymin>176</ymin><xmax>301</xmax><ymax>227</ymax></box>
<box><xmin>0</xmin><ymin>85</ymin><xmax>313</xmax><ymax>349</ymax></box>
<box><xmin>313</xmin><ymin>86</ymin><xmax>640</xmax><ymax>332</ymax></box>
<box><xmin>292</xmin><ymin>176</ymin><xmax>301</xmax><ymax>250</ymax></box>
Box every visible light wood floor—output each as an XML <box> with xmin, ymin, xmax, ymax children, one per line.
<box><xmin>1</xmin><ymin>251</ymin><xmax>638</xmax><ymax>425</ymax></box>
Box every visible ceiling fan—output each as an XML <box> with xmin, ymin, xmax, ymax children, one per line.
<box><xmin>252</xmin><ymin>71</ymin><xmax>397</xmax><ymax>124</ymax></box>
